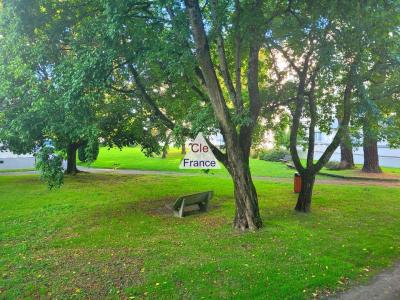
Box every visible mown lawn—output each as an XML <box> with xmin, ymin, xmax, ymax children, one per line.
<box><xmin>80</xmin><ymin>147</ymin><xmax>400</xmax><ymax>180</ymax></box>
<box><xmin>79</xmin><ymin>147</ymin><xmax>298</xmax><ymax>178</ymax></box>
<box><xmin>1</xmin><ymin>173</ymin><xmax>400</xmax><ymax>299</ymax></box>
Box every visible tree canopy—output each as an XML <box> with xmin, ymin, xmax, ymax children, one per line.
<box><xmin>1</xmin><ymin>0</ymin><xmax>399</xmax><ymax>229</ymax></box>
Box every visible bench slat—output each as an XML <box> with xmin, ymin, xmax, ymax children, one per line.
<box><xmin>171</xmin><ymin>191</ymin><xmax>213</xmax><ymax>217</ymax></box>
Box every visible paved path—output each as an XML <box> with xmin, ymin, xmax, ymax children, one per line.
<box><xmin>1</xmin><ymin>167</ymin><xmax>400</xmax><ymax>187</ymax></box>
<box><xmin>0</xmin><ymin>170</ymin><xmax>38</xmax><ymax>175</ymax></box>
<box><xmin>329</xmin><ymin>263</ymin><xmax>400</xmax><ymax>300</ymax></box>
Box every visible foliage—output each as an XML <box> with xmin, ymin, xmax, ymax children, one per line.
<box><xmin>259</xmin><ymin>149</ymin><xmax>290</xmax><ymax>162</ymax></box>
<box><xmin>273</xmin><ymin>114</ymin><xmax>291</xmax><ymax>150</ymax></box>
<box><xmin>325</xmin><ymin>161</ymin><xmax>342</xmax><ymax>171</ymax></box>
<box><xmin>35</xmin><ymin>145</ymin><xmax>64</xmax><ymax>189</ymax></box>
<box><xmin>78</xmin><ymin>146</ymin><xmax>301</xmax><ymax>178</ymax></box>
<box><xmin>78</xmin><ymin>140</ymin><xmax>100</xmax><ymax>163</ymax></box>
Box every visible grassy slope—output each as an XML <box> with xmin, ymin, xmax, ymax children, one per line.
<box><xmin>81</xmin><ymin>147</ymin><xmax>400</xmax><ymax>179</ymax></box>
<box><xmin>80</xmin><ymin>147</ymin><xmax>298</xmax><ymax>178</ymax></box>
<box><xmin>1</xmin><ymin>174</ymin><xmax>400</xmax><ymax>299</ymax></box>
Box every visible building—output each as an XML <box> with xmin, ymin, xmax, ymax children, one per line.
<box><xmin>0</xmin><ymin>146</ymin><xmax>35</xmax><ymax>170</ymax></box>
<box><xmin>311</xmin><ymin>121</ymin><xmax>400</xmax><ymax>168</ymax></box>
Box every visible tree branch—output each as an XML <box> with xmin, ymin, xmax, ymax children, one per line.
<box><xmin>306</xmin><ymin>76</ymin><xmax>317</xmax><ymax>170</ymax></box>
<box><xmin>313</xmin><ymin>62</ymin><xmax>357</xmax><ymax>171</ymax></box>
<box><xmin>210</xmin><ymin>0</ymin><xmax>238</xmax><ymax>110</ymax></box>
<box><xmin>127</xmin><ymin>64</ymin><xmax>175</xmax><ymax>130</ymax></box>
<box><xmin>184</xmin><ymin>0</ymin><xmax>236</xmax><ymax>139</ymax></box>
<box><xmin>266</xmin><ymin>38</ymin><xmax>302</xmax><ymax>76</ymax></box>
<box><xmin>233</xmin><ymin>0</ymin><xmax>243</xmax><ymax>112</ymax></box>
<box><xmin>205</xmin><ymin>136</ymin><xmax>228</xmax><ymax>167</ymax></box>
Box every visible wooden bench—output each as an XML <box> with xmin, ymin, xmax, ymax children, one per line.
<box><xmin>169</xmin><ymin>191</ymin><xmax>213</xmax><ymax>218</ymax></box>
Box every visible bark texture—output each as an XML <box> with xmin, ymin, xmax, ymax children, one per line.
<box><xmin>65</xmin><ymin>143</ymin><xmax>79</xmax><ymax>175</ymax></box>
<box><xmin>228</xmin><ymin>160</ymin><xmax>262</xmax><ymax>230</ymax></box>
<box><xmin>362</xmin><ymin>133</ymin><xmax>382</xmax><ymax>173</ymax></box>
<box><xmin>295</xmin><ymin>173</ymin><xmax>315</xmax><ymax>213</ymax></box>
<box><xmin>339</xmin><ymin>127</ymin><xmax>355</xmax><ymax>169</ymax></box>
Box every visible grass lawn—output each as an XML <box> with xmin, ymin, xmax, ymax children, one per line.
<box><xmin>80</xmin><ymin>147</ymin><xmax>400</xmax><ymax>180</ymax></box>
<box><xmin>1</xmin><ymin>173</ymin><xmax>400</xmax><ymax>299</ymax></box>
<box><xmin>79</xmin><ymin>147</ymin><xmax>298</xmax><ymax>178</ymax></box>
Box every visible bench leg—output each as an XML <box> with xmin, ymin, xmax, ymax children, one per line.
<box><xmin>178</xmin><ymin>200</ymin><xmax>185</xmax><ymax>218</ymax></box>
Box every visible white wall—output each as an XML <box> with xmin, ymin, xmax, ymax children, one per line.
<box><xmin>299</xmin><ymin>145</ymin><xmax>400</xmax><ymax>168</ymax></box>
<box><xmin>0</xmin><ymin>148</ymin><xmax>35</xmax><ymax>170</ymax></box>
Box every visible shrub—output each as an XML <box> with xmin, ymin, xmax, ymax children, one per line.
<box><xmin>325</xmin><ymin>160</ymin><xmax>342</xmax><ymax>170</ymax></box>
<box><xmin>35</xmin><ymin>146</ymin><xmax>64</xmax><ymax>189</ymax></box>
<box><xmin>259</xmin><ymin>149</ymin><xmax>290</xmax><ymax>162</ymax></box>
<box><xmin>78</xmin><ymin>140</ymin><xmax>100</xmax><ymax>162</ymax></box>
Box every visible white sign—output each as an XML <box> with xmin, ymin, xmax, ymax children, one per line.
<box><xmin>179</xmin><ymin>133</ymin><xmax>221</xmax><ymax>169</ymax></box>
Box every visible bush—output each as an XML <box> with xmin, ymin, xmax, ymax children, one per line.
<box><xmin>35</xmin><ymin>146</ymin><xmax>64</xmax><ymax>189</ymax></box>
<box><xmin>259</xmin><ymin>149</ymin><xmax>291</xmax><ymax>162</ymax></box>
<box><xmin>325</xmin><ymin>160</ymin><xmax>342</xmax><ymax>170</ymax></box>
<box><xmin>78</xmin><ymin>140</ymin><xmax>100</xmax><ymax>162</ymax></box>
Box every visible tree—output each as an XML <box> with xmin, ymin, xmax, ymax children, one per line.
<box><xmin>266</xmin><ymin>1</ymin><xmax>399</xmax><ymax>212</ymax></box>
<box><xmin>0</xmin><ymin>1</ymin><xmax>107</xmax><ymax>182</ymax></box>
<box><xmin>351</xmin><ymin>4</ymin><xmax>400</xmax><ymax>173</ymax></box>
<box><xmin>54</xmin><ymin>0</ymin><xmax>291</xmax><ymax>230</ymax></box>
<box><xmin>183</xmin><ymin>0</ymin><xmax>270</xmax><ymax>229</ymax></box>
<box><xmin>2</xmin><ymin>0</ymin><xmax>398</xmax><ymax>225</ymax></box>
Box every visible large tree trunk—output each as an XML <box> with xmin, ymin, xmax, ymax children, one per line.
<box><xmin>362</xmin><ymin>121</ymin><xmax>381</xmax><ymax>173</ymax></box>
<box><xmin>362</xmin><ymin>136</ymin><xmax>381</xmax><ymax>173</ymax></box>
<box><xmin>295</xmin><ymin>172</ymin><xmax>315</xmax><ymax>213</ymax></box>
<box><xmin>229</xmin><ymin>160</ymin><xmax>262</xmax><ymax>231</ymax></box>
<box><xmin>181</xmin><ymin>143</ymin><xmax>186</xmax><ymax>154</ymax></box>
<box><xmin>339</xmin><ymin>128</ymin><xmax>354</xmax><ymax>169</ymax></box>
<box><xmin>337</xmin><ymin>118</ymin><xmax>354</xmax><ymax>169</ymax></box>
<box><xmin>185</xmin><ymin>0</ymin><xmax>263</xmax><ymax>230</ymax></box>
<box><xmin>65</xmin><ymin>143</ymin><xmax>79</xmax><ymax>175</ymax></box>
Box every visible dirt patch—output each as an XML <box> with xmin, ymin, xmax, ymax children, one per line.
<box><xmin>351</xmin><ymin>170</ymin><xmax>400</xmax><ymax>180</ymax></box>
<box><xmin>133</xmin><ymin>196</ymin><xmax>223</xmax><ymax>217</ymax></box>
<box><xmin>131</xmin><ymin>197</ymin><xmax>176</xmax><ymax>217</ymax></box>
<box><xmin>316</xmin><ymin>178</ymin><xmax>400</xmax><ymax>187</ymax></box>
<box><xmin>30</xmin><ymin>248</ymin><xmax>143</xmax><ymax>298</ymax></box>
<box><xmin>132</xmin><ymin>196</ymin><xmax>229</xmax><ymax>228</ymax></box>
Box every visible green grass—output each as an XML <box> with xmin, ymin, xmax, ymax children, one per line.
<box><xmin>79</xmin><ymin>147</ymin><xmax>298</xmax><ymax>178</ymax></box>
<box><xmin>80</xmin><ymin>147</ymin><xmax>400</xmax><ymax>180</ymax></box>
<box><xmin>1</xmin><ymin>173</ymin><xmax>400</xmax><ymax>299</ymax></box>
